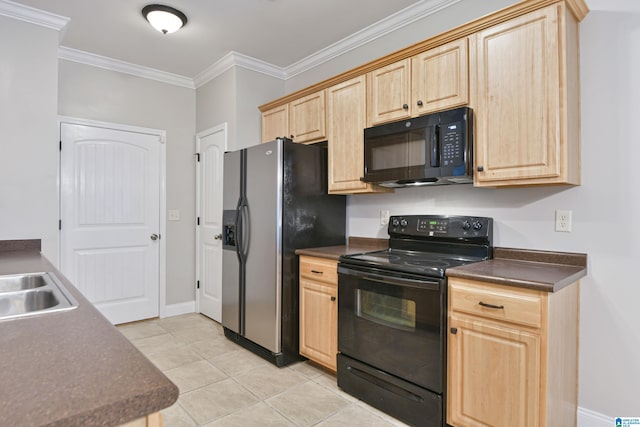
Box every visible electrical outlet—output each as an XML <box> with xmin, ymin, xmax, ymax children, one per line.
<box><xmin>168</xmin><ymin>210</ymin><xmax>180</xmax><ymax>221</ymax></box>
<box><xmin>380</xmin><ymin>210</ymin><xmax>390</xmax><ymax>225</ymax></box>
<box><xmin>555</xmin><ymin>210</ymin><xmax>572</xmax><ymax>232</ymax></box>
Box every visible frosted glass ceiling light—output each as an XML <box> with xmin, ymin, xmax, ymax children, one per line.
<box><xmin>142</xmin><ymin>4</ymin><xmax>187</xmax><ymax>34</ymax></box>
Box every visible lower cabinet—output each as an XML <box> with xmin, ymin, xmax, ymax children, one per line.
<box><xmin>447</xmin><ymin>278</ymin><xmax>579</xmax><ymax>427</ymax></box>
<box><xmin>299</xmin><ymin>255</ymin><xmax>338</xmax><ymax>372</ymax></box>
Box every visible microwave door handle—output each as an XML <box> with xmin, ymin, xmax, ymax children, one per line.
<box><xmin>430</xmin><ymin>124</ymin><xmax>440</xmax><ymax>167</ymax></box>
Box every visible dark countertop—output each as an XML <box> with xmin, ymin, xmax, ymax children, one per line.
<box><xmin>447</xmin><ymin>247</ymin><xmax>588</xmax><ymax>292</ymax></box>
<box><xmin>295</xmin><ymin>237</ymin><xmax>388</xmax><ymax>260</ymax></box>
<box><xmin>0</xmin><ymin>244</ymin><xmax>178</xmax><ymax>427</ymax></box>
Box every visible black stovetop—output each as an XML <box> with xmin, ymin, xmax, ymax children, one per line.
<box><xmin>339</xmin><ymin>215</ymin><xmax>494</xmax><ymax>278</ymax></box>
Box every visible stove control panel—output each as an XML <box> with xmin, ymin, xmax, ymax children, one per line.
<box><xmin>388</xmin><ymin>215</ymin><xmax>493</xmax><ymax>241</ymax></box>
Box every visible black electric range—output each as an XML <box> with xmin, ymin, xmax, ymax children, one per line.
<box><xmin>337</xmin><ymin>214</ymin><xmax>493</xmax><ymax>427</ymax></box>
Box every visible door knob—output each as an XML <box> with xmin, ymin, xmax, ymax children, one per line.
<box><xmin>150</xmin><ymin>234</ymin><xmax>159</xmax><ymax>241</ymax></box>
<box><xmin>214</xmin><ymin>234</ymin><xmax>223</xmax><ymax>240</ymax></box>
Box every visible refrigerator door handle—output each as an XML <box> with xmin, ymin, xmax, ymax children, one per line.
<box><xmin>234</xmin><ymin>201</ymin><xmax>243</xmax><ymax>262</ymax></box>
<box><xmin>241</xmin><ymin>202</ymin><xmax>250</xmax><ymax>259</ymax></box>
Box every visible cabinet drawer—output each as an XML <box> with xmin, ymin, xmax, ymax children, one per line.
<box><xmin>449</xmin><ymin>279</ymin><xmax>544</xmax><ymax>328</ymax></box>
<box><xmin>300</xmin><ymin>256</ymin><xmax>338</xmax><ymax>284</ymax></box>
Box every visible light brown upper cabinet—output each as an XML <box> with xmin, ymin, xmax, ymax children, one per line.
<box><xmin>327</xmin><ymin>76</ymin><xmax>391</xmax><ymax>194</ymax></box>
<box><xmin>261</xmin><ymin>91</ymin><xmax>326</xmax><ymax>144</ymax></box>
<box><xmin>472</xmin><ymin>3</ymin><xmax>581</xmax><ymax>186</ymax></box>
<box><xmin>289</xmin><ymin>91</ymin><xmax>327</xmax><ymax>144</ymax></box>
<box><xmin>367</xmin><ymin>38</ymin><xmax>469</xmax><ymax>126</ymax></box>
<box><xmin>261</xmin><ymin>104</ymin><xmax>288</xmax><ymax>143</ymax></box>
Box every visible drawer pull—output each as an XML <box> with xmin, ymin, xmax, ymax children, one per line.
<box><xmin>479</xmin><ymin>301</ymin><xmax>505</xmax><ymax>310</ymax></box>
<box><xmin>310</xmin><ymin>270</ymin><xmax>324</xmax><ymax>275</ymax></box>
<box><xmin>331</xmin><ymin>296</ymin><xmax>336</xmax><ymax>302</ymax></box>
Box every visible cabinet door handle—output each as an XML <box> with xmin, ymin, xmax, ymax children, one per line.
<box><xmin>402</xmin><ymin>103</ymin><xmax>409</xmax><ymax>110</ymax></box>
<box><xmin>311</xmin><ymin>270</ymin><xmax>323</xmax><ymax>275</ymax></box>
<box><xmin>479</xmin><ymin>301</ymin><xmax>505</xmax><ymax>310</ymax></box>
<box><xmin>450</xmin><ymin>327</ymin><xmax>458</xmax><ymax>334</ymax></box>
<box><xmin>331</xmin><ymin>296</ymin><xmax>336</xmax><ymax>302</ymax></box>
<box><xmin>417</xmin><ymin>100</ymin><xmax>423</xmax><ymax>106</ymax></box>
<box><xmin>477</xmin><ymin>166</ymin><xmax>484</xmax><ymax>172</ymax></box>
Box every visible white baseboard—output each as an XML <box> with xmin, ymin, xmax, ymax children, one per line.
<box><xmin>161</xmin><ymin>300</ymin><xmax>196</xmax><ymax>318</ymax></box>
<box><xmin>578</xmin><ymin>407</ymin><xmax>613</xmax><ymax>427</ymax></box>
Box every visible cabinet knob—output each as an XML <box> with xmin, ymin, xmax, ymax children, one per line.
<box><xmin>402</xmin><ymin>103</ymin><xmax>409</xmax><ymax>110</ymax></box>
<box><xmin>417</xmin><ymin>100</ymin><xmax>423</xmax><ymax>106</ymax></box>
<box><xmin>290</xmin><ymin>134</ymin><xmax>294</xmax><ymax>139</ymax></box>
<box><xmin>331</xmin><ymin>296</ymin><xmax>336</xmax><ymax>302</ymax></box>
<box><xmin>477</xmin><ymin>166</ymin><xmax>484</xmax><ymax>172</ymax></box>
<box><xmin>450</xmin><ymin>327</ymin><xmax>458</xmax><ymax>334</ymax></box>
<box><xmin>214</xmin><ymin>234</ymin><xmax>222</xmax><ymax>240</ymax></box>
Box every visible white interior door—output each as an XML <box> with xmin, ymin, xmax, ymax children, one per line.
<box><xmin>60</xmin><ymin>122</ymin><xmax>162</xmax><ymax>325</ymax></box>
<box><xmin>196</xmin><ymin>124</ymin><xmax>227</xmax><ymax>322</ymax></box>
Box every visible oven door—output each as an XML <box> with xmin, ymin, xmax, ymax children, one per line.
<box><xmin>338</xmin><ymin>263</ymin><xmax>445</xmax><ymax>393</ymax></box>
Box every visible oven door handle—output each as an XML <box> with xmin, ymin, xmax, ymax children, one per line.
<box><xmin>339</xmin><ymin>266</ymin><xmax>441</xmax><ymax>291</ymax></box>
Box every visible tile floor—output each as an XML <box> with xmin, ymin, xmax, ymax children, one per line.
<box><xmin>117</xmin><ymin>313</ymin><xmax>410</xmax><ymax>427</ymax></box>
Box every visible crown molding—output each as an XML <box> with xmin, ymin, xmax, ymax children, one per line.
<box><xmin>54</xmin><ymin>0</ymin><xmax>461</xmax><ymax>89</ymax></box>
<box><xmin>0</xmin><ymin>0</ymin><xmax>69</xmax><ymax>31</ymax></box>
<box><xmin>58</xmin><ymin>46</ymin><xmax>195</xmax><ymax>89</ymax></box>
<box><xmin>284</xmin><ymin>0</ymin><xmax>462</xmax><ymax>79</ymax></box>
<box><xmin>194</xmin><ymin>51</ymin><xmax>286</xmax><ymax>88</ymax></box>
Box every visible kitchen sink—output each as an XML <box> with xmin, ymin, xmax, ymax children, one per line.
<box><xmin>0</xmin><ymin>273</ymin><xmax>78</xmax><ymax>321</ymax></box>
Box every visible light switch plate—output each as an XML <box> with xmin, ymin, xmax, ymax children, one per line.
<box><xmin>168</xmin><ymin>210</ymin><xmax>180</xmax><ymax>221</ymax></box>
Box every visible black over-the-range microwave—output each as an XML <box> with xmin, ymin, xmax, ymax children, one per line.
<box><xmin>362</xmin><ymin>106</ymin><xmax>473</xmax><ymax>188</ymax></box>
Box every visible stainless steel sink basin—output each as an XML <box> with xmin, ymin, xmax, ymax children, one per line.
<box><xmin>0</xmin><ymin>272</ymin><xmax>78</xmax><ymax>321</ymax></box>
<box><xmin>0</xmin><ymin>273</ymin><xmax>47</xmax><ymax>292</ymax></box>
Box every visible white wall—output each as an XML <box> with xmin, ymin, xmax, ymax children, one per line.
<box><xmin>58</xmin><ymin>60</ymin><xmax>197</xmax><ymax>305</ymax></box>
<box><xmin>0</xmin><ymin>16</ymin><xmax>59</xmax><ymax>261</ymax></box>
<box><xmin>196</xmin><ymin>66</ymin><xmax>283</xmax><ymax>150</ymax></box>
<box><xmin>282</xmin><ymin>0</ymin><xmax>640</xmax><ymax>419</ymax></box>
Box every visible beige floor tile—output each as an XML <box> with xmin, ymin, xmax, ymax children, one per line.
<box><xmin>131</xmin><ymin>333</ymin><xmax>185</xmax><ymax>355</ymax></box>
<box><xmin>158</xmin><ymin>313</ymin><xmax>221</xmax><ymax>333</ymax></box>
<box><xmin>266</xmin><ymin>381</ymin><xmax>350</xmax><ymax>426</ymax></box>
<box><xmin>165</xmin><ymin>360</ymin><xmax>227</xmax><ymax>393</ymax></box>
<box><xmin>233</xmin><ymin>363</ymin><xmax>308</xmax><ymax>400</ymax></box>
<box><xmin>354</xmin><ymin>401</ymin><xmax>410</xmax><ymax>427</ymax></box>
<box><xmin>117</xmin><ymin>321</ymin><xmax>167</xmax><ymax>341</ymax></box>
<box><xmin>189</xmin><ymin>335</ymin><xmax>241</xmax><ymax>360</ymax></box>
<box><xmin>146</xmin><ymin>345</ymin><xmax>203</xmax><ymax>372</ymax></box>
<box><xmin>209</xmin><ymin>349</ymin><xmax>268</xmax><ymax>376</ymax></box>
<box><xmin>312</xmin><ymin>373</ymin><xmax>359</xmax><ymax>403</ymax></box>
<box><xmin>287</xmin><ymin>360</ymin><xmax>325</xmax><ymax>379</ymax></box>
<box><xmin>315</xmin><ymin>404</ymin><xmax>398</xmax><ymax>427</ymax></box>
<box><xmin>202</xmin><ymin>402</ymin><xmax>294</xmax><ymax>427</ymax></box>
<box><xmin>179</xmin><ymin>378</ymin><xmax>258</xmax><ymax>425</ymax></box>
<box><xmin>161</xmin><ymin>401</ymin><xmax>198</xmax><ymax>427</ymax></box>
<box><xmin>170</xmin><ymin>324</ymin><xmax>223</xmax><ymax>344</ymax></box>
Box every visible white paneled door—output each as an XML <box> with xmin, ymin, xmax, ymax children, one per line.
<box><xmin>60</xmin><ymin>122</ymin><xmax>162</xmax><ymax>325</ymax></box>
<box><xmin>196</xmin><ymin>124</ymin><xmax>226</xmax><ymax>322</ymax></box>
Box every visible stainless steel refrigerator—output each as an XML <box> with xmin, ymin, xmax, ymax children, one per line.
<box><xmin>221</xmin><ymin>138</ymin><xmax>346</xmax><ymax>366</ymax></box>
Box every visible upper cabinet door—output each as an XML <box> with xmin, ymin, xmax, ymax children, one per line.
<box><xmin>327</xmin><ymin>76</ymin><xmax>391</xmax><ymax>194</ymax></box>
<box><xmin>289</xmin><ymin>90</ymin><xmax>327</xmax><ymax>144</ymax></box>
<box><xmin>412</xmin><ymin>38</ymin><xmax>469</xmax><ymax>115</ymax></box>
<box><xmin>261</xmin><ymin>104</ymin><xmax>289</xmax><ymax>143</ymax></box>
<box><xmin>367</xmin><ymin>59</ymin><xmax>411</xmax><ymax>126</ymax></box>
<box><xmin>473</xmin><ymin>5</ymin><xmax>579</xmax><ymax>186</ymax></box>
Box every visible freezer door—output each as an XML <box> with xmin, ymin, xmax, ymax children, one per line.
<box><xmin>221</xmin><ymin>150</ymin><xmax>241</xmax><ymax>333</ymax></box>
<box><xmin>243</xmin><ymin>140</ymin><xmax>282</xmax><ymax>353</ymax></box>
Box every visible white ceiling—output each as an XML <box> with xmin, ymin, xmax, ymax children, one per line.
<box><xmin>8</xmin><ymin>0</ymin><xmax>426</xmax><ymax>78</ymax></box>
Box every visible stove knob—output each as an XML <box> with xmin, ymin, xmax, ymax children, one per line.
<box><xmin>391</xmin><ymin>218</ymin><xmax>400</xmax><ymax>227</ymax></box>
<box><xmin>473</xmin><ymin>221</ymin><xmax>483</xmax><ymax>231</ymax></box>
<box><xmin>400</xmin><ymin>218</ymin><xmax>408</xmax><ymax>227</ymax></box>
<box><xmin>462</xmin><ymin>221</ymin><xmax>471</xmax><ymax>231</ymax></box>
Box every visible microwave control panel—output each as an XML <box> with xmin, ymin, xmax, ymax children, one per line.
<box><xmin>441</xmin><ymin>121</ymin><xmax>463</xmax><ymax>166</ymax></box>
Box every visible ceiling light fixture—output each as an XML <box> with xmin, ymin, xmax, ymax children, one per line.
<box><xmin>142</xmin><ymin>4</ymin><xmax>187</xmax><ymax>34</ymax></box>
